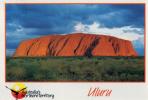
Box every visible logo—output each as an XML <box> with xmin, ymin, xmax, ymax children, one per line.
<box><xmin>6</xmin><ymin>83</ymin><xmax>27</xmax><ymax>100</ymax></box>
<box><xmin>6</xmin><ymin>83</ymin><xmax>55</xmax><ymax>99</ymax></box>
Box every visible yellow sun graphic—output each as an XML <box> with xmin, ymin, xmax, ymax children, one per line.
<box><xmin>11</xmin><ymin>83</ymin><xmax>27</xmax><ymax>99</ymax></box>
<box><xmin>12</xmin><ymin>83</ymin><xmax>26</xmax><ymax>92</ymax></box>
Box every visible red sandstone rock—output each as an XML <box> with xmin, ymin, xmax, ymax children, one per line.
<box><xmin>13</xmin><ymin>33</ymin><xmax>138</xmax><ymax>57</ymax></box>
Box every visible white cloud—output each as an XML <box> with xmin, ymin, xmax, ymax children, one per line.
<box><xmin>6</xmin><ymin>49</ymin><xmax>15</xmax><ymax>56</ymax></box>
<box><xmin>7</xmin><ymin>22</ymin><xmax>39</xmax><ymax>39</ymax></box>
<box><xmin>74</xmin><ymin>22</ymin><xmax>86</xmax><ymax>32</ymax></box>
<box><xmin>132</xmin><ymin>37</ymin><xmax>144</xmax><ymax>48</ymax></box>
<box><xmin>73</xmin><ymin>22</ymin><xmax>144</xmax><ymax>41</ymax></box>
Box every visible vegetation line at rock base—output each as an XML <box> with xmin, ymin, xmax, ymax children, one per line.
<box><xmin>6</xmin><ymin>57</ymin><xmax>144</xmax><ymax>81</ymax></box>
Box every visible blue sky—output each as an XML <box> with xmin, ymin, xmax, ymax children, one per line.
<box><xmin>6</xmin><ymin>4</ymin><xmax>144</xmax><ymax>56</ymax></box>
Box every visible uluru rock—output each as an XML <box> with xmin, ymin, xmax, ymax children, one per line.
<box><xmin>13</xmin><ymin>33</ymin><xmax>138</xmax><ymax>57</ymax></box>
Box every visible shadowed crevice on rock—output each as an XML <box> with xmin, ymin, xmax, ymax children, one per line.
<box><xmin>26</xmin><ymin>39</ymin><xmax>39</xmax><ymax>56</ymax></box>
<box><xmin>56</xmin><ymin>37</ymin><xmax>70</xmax><ymax>56</ymax></box>
<box><xmin>74</xmin><ymin>37</ymin><xmax>84</xmax><ymax>55</ymax></box>
<box><xmin>84</xmin><ymin>37</ymin><xmax>99</xmax><ymax>58</ymax></box>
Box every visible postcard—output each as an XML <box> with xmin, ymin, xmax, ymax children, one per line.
<box><xmin>0</xmin><ymin>0</ymin><xmax>147</xmax><ymax>100</ymax></box>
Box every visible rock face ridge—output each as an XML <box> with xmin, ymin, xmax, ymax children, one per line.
<box><xmin>13</xmin><ymin>33</ymin><xmax>138</xmax><ymax>57</ymax></box>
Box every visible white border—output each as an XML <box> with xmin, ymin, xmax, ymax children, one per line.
<box><xmin>0</xmin><ymin>0</ymin><xmax>147</xmax><ymax>100</ymax></box>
